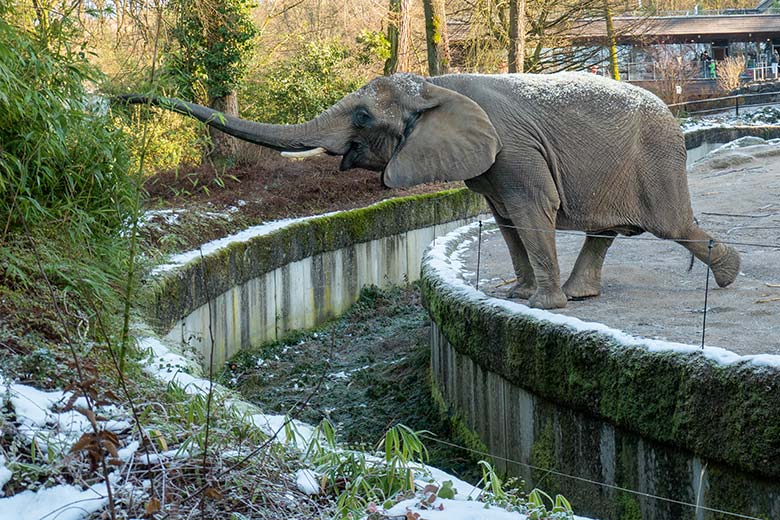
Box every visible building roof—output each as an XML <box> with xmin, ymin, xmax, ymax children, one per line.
<box><xmin>570</xmin><ymin>14</ymin><xmax>780</xmax><ymax>45</ymax></box>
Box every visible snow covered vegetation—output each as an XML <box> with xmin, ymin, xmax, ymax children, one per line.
<box><xmin>0</xmin><ymin>328</ymin><xmax>583</xmax><ymax>520</ymax></box>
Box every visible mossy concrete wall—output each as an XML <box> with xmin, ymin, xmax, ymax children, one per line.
<box><xmin>422</xmin><ymin>225</ymin><xmax>780</xmax><ymax>520</ymax></box>
<box><xmin>142</xmin><ymin>189</ymin><xmax>486</xmax><ymax>368</ymax></box>
<box><xmin>431</xmin><ymin>325</ymin><xmax>780</xmax><ymax>520</ymax></box>
<box><xmin>685</xmin><ymin>125</ymin><xmax>780</xmax><ymax>165</ymax></box>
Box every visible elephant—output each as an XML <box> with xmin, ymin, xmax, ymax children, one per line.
<box><xmin>120</xmin><ymin>72</ymin><xmax>740</xmax><ymax>309</ymax></box>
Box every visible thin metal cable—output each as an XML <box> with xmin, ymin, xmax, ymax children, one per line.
<box><xmin>419</xmin><ymin>434</ymin><xmax>764</xmax><ymax>520</ymax></box>
<box><xmin>701</xmin><ymin>240</ymin><xmax>713</xmax><ymax>349</ymax></box>
<box><xmin>486</xmin><ymin>222</ymin><xmax>780</xmax><ymax>249</ymax></box>
<box><xmin>475</xmin><ymin>220</ymin><xmax>483</xmax><ymax>291</ymax></box>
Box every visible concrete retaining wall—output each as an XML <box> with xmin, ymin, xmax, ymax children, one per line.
<box><xmin>422</xmin><ymin>221</ymin><xmax>780</xmax><ymax>520</ymax></box>
<box><xmin>142</xmin><ymin>189</ymin><xmax>487</xmax><ymax>368</ymax></box>
<box><xmin>685</xmin><ymin>125</ymin><xmax>780</xmax><ymax>166</ymax></box>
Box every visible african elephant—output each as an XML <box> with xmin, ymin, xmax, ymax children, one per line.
<box><xmin>121</xmin><ymin>72</ymin><xmax>740</xmax><ymax>309</ymax></box>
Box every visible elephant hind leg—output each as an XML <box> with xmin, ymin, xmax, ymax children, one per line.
<box><xmin>674</xmin><ymin>226</ymin><xmax>741</xmax><ymax>287</ymax></box>
<box><xmin>487</xmin><ymin>202</ymin><xmax>537</xmax><ymax>299</ymax></box>
<box><xmin>562</xmin><ymin>233</ymin><xmax>616</xmax><ymax>299</ymax></box>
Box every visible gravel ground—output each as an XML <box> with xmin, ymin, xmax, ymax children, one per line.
<box><xmin>458</xmin><ymin>139</ymin><xmax>780</xmax><ymax>355</ymax></box>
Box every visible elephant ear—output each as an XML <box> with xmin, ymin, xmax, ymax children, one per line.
<box><xmin>383</xmin><ymin>82</ymin><xmax>501</xmax><ymax>188</ymax></box>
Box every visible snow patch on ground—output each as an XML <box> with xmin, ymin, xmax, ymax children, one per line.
<box><xmin>148</xmin><ymin>214</ymin><xmax>320</xmax><ymax>275</ymax></box>
<box><xmin>0</xmin><ymin>382</ymin><xmax>131</xmax><ymax>519</ymax></box>
<box><xmin>386</xmin><ymin>497</ymin><xmax>527</xmax><ymax>520</ymax></box>
<box><xmin>0</xmin><ymin>482</ymin><xmax>108</xmax><ymax>520</ymax></box>
<box><xmin>425</xmin><ymin>220</ymin><xmax>780</xmax><ymax>369</ymax></box>
<box><xmin>248</xmin><ymin>414</ymin><xmax>316</xmax><ymax>447</ymax></box>
<box><xmin>680</xmin><ymin>106</ymin><xmax>780</xmax><ymax>134</ymax></box>
<box><xmin>147</xmin><ymin>197</ymin><xmax>407</xmax><ymax>276</ymax></box>
<box><xmin>0</xmin><ymin>456</ymin><xmax>12</xmax><ymax>496</ymax></box>
<box><xmin>6</xmin><ymin>383</ymin><xmax>130</xmax><ymax>456</ymax></box>
<box><xmin>295</xmin><ymin>469</ymin><xmax>320</xmax><ymax>495</ymax></box>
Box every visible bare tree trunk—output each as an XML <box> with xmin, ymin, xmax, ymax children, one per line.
<box><xmin>508</xmin><ymin>0</ymin><xmax>525</xmax><ymax>73</ymax></box>
<box><xmin>422</xmin><ymin>0</ymin><xmax>450</xmax><ymax>76</ymax></box>
<box><xmin>603</xmin><ymin>0</ymin><xmax>620</xmax><ymax>80</ymax></box>
<box><xmin>384</xmin><ymin>0</ymin><xmax>413</xmax><ymax>74</ymax></box>
<box><xmin>208</xmin><ymin>91</ymin><xmax>239</xmax><ymax>160</ymax></box>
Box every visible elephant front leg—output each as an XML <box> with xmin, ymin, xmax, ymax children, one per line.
<box><xmin>511</xmin><ymin>217</ymin><xmax>567</xmax><ymax>309</ymax></box>
<box><xmin>562</xmin><ymin>233</ymin><xmax>615</xmax><ymax>299</ymax></box>
<box><xmin>487</xmin><ymin>201</ymin><xmax>536</xmax><ymax>299</ymax></box>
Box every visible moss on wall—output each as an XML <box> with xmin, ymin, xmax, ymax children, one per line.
<box><xmin>143</xmin><ymin>188</ymin><xmax>486</xmax><ymax>334</ymax></box>
<box><xmin>420</xmin><ymin>265</ymin><xmax>780</xmax><ymax>480</ymax></box>
<box><xmin>430</xmin><ymin>373</ymin><xmax>491</xmax><ymax>459</ymax></box>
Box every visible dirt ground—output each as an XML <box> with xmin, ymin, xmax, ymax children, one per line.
<box><xmin>458</xmin><ymin>138</ymin><xmax>780</xmax><ymax>356</ymax></box>
<box><xmin>220</xmin><ymin>286</ymin><xmax>482</xmax><ymax>484</ymax></box>
<box><xmin>142</xmin><ymin>151</ymin><xmax>456</xmax><ymax>253</ymax></box>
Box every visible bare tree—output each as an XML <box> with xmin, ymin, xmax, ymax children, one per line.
<box><xmin>385</xmin><ymin>0</ymin><xmax>414</xmax><ymax>74</ymax></box>
<box><xmin>423</xmin><ymin>0</ymin><xmax>451</xmax><ymax>75</ymax></box>
<box><xmin>603</xmin><ymin>0</ymin><xmax>619</xmax><ymax>80</ymax></box>
<box><xmin>507</xmin><ymin>0</ymin><xmax>525</xmax><ymax>72</ymax></box>
<box><xmin>647</xmin><ymin>45</ymin><xmax>699</xmax><ymax>104</ymax></box>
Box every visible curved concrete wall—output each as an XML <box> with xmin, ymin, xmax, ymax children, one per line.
<box><xmin>685</xmin><ymin>125</ymin><xmax>780</xmax><ymax>166</ymax></box>
<box><xmin>142</xmin><ymin>189</ymin><xmax>487</xmax><ymax>368</ymax></box>
<box><xmin>418</xmin><ymin>125</ymin><xmax>780</xmax><ymax>519</ymax></box>
<box><xmin>422</xmin><ymin>221</ymin><xmax>780</xmax><ymax>520</ymax></box>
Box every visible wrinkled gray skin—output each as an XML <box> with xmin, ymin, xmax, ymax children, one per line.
<box><xmin>121</xmin><ymin>72</ymin><xmax>740</xmax><ymax>309</ymax></box>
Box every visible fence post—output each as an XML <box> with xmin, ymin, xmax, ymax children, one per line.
<box><xmin>735</xmin><ymin>96</ymin><xmax>739</xmax><ymax>116</ymax></box>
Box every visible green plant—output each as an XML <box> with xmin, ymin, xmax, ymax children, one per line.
<box><xmin>238</xmin><ymin>39</ymin><xmax>370</xmax><ymax>125</ymax></box>
<box><xmin>356</xmin><ymin>30</ymin><xmax>391</xmax><ymax>64</ymax></box>
<box><xmin>474</xmin><ymin>461</ymin><xmax>574</xmax><ymax>519</ymax></box>
<box><xmin>527</xmin><ymin>488</ymin><xmax>575</xmax><ymax>520</ymax></box>
<box><xmin>0</xmin><ymin>17</ymin><xmax>133</xmax><ymax>238</ymax></box>
<box><xmin>305</xmin><ymin>421</ymin><xmax>429</xmax><ymax>518</ymax></box>
<box><xmin>163</xmin><ymin>0</ymin><xmax>257</xmax><ymax>103</ymax></box>
<box><xmin>0</xmin><ymin>10</ymin><xmax>141</xmax><ymax>366</ymax></box>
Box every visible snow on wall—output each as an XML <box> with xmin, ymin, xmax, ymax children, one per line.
<box><xmin>423</xmin><ymin>219</ymin><xmax>780</xmax><ymax>369</ymax></box>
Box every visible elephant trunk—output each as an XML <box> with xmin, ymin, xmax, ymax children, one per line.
<box><xmin>116</xmin><ymin>95</ymin><xmax>342</xmax><ymax>155</ymax></box>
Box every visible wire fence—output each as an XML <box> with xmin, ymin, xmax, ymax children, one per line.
<box><xmin>466</xmin><ymin>219</ymin><xmax>780</xmax><ymax>349</ymax></box>
<box><xmin>668</xmin><ymin>89</ymin><xmax>780</xmax><ymax>116</ymax></box>
<box><xmin>429</xmin><ymin>218</ymin><xmax>780</xmax><ymax>519</ymax></box>
<box><xmin>418</xmin><ymin>434</ymin><xmax>765</xmax><ymax>520</ymax></box>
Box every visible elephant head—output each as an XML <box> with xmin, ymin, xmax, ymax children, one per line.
<box><xmin>120</xmin><ymin>73</ymin><xmax>501</xmax><ymax>188</ymax></box>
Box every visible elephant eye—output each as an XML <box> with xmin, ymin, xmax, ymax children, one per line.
<box><xmin>352</xmin><ymin>107</ymin><xmax>373</xmax><ymax>128</ymax></box>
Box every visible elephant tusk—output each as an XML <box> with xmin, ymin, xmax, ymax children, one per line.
<box><xmin>280</xmin><ymin>147</ymin><xmax>326</xmax><ymax>159</ymax></box>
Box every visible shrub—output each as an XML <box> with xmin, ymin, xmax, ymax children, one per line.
<box><xmin>717</xmin><ymin>56</ymin><xmax>746</xmax><ymax>93</ymax></box>
<box><xmin>0</xmin><ymin>13</ymin><xmax>138</xmax><ymax>322</ymax></box>
<box><xmin>0</xmin><ymin>17</ymin><xmax>133</xmax><ymax>237</ymax></box>
<box><xmin>238</xmin><ymin>39</ymin><xmax>371</xmax><ymax>124</ymax></box>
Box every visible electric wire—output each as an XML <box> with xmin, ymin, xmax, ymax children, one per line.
<box><xmin>418</xmin><ymin>434</ymin><xmax>765</xmax><ymax>520</ymax></box>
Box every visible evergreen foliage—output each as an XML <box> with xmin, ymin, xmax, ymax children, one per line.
<box><xmin>239</xmin><ymin>39</ymin><xmax>370</xmax><ymax>124</ymax></box>
<box><xmin>164</xmin><ymin>0</ymin><xmax>258</xmax><ymax>103</ymax></box>
<box><xmin>0</xmin><ymin>15</ymin><xmax>132</xmax><ymax>239</ymax></box>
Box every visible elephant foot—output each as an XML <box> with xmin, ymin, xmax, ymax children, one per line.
<box><xmin>507</xmin><ymin>280</ymin><xmax>537</xmax><ymax>300</ymax></box>
<box><xmin>562</xmin><ymin>276</ymin><xmax>602</xmax><ymax>300</ymax></box>
<box><xmin>711</xmin><ymin>244</ymin><xmax>741</xmax><ymax>288</ymax></box>
<box><xmin>528</xmin><ymin>288</ymin><xmax>567</xmax><ymax>309</ymax></box>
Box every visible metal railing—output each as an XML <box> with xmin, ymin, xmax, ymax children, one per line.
<box><xmin>586</xmin><ymin>63</ymin><xmax>780</xmax><ymax>82</ymax></box>
<box><xmin>667</xmin><ymin>89</ymin><xmax>780</xmax><ymax>115</ymax></box>
<box><xmin>619</xmin><ymin>7</ymin><xmax>780</xmax><ymax>16</ymax></box>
